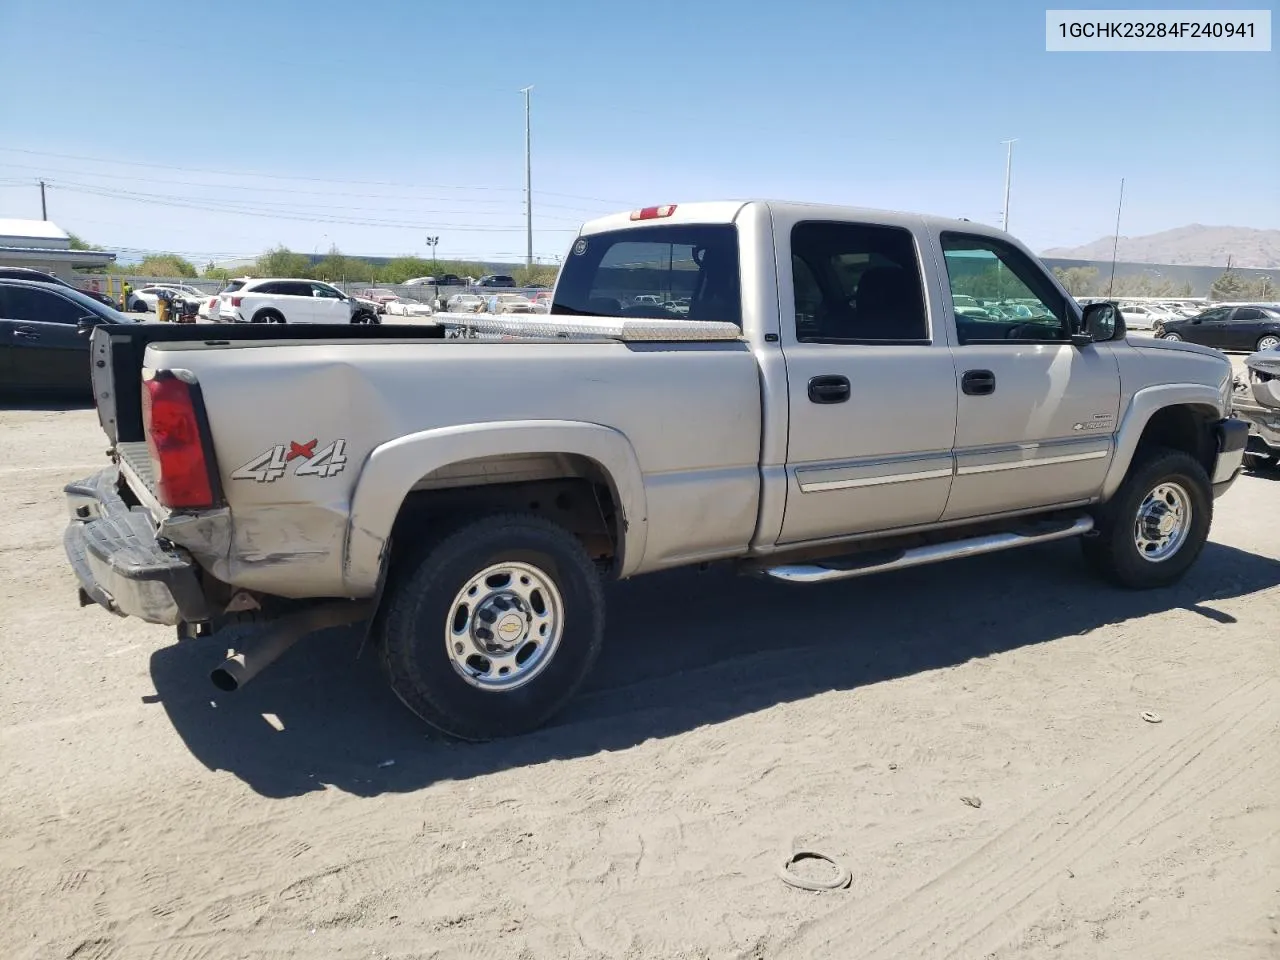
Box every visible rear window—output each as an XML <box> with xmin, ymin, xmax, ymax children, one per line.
<box><xmin>222</xmin><ymin>281</ymin><xmax>246</xmax><ymax>294</ymax></box>
<box><xmin>552</xmin><ymin>224</ymin><xmax>741</xmax><ymax>325</ymax></box>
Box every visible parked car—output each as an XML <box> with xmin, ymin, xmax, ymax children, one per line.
<box><xmin>355</xmin><ymin>288</ymin><xmax>400</xmax><ymax>313</ymax></box>
<box><xmin>476</xmin><ymin>274</ymin><xmax>516</xmax><ymax>288</ymax></box>
<box><xmin>529</xmin><ymin>291</ymin><xmax>553</xmax><ymax>314</ymax></box>
<box><xmin>384</xmin><ymin>296</ymin><xmax>435</xmax><ymax>318</ymax></box>
<box><xmin>445</xmin><ymin>293</ymin><xmax>486</xmax><ymax>313</ymax></box>
<box><xmin>1232</xmin><ymin>343</ymin><xmax>1280</xmax><ymax>470</ymax></box>
<box><xmin>0</xmin><ymin>278</ymin><xmax>138</xmax><ymax>393</ymax></box>
<box><xmin>1119</xmin><ymin>303</ymin><xmax>1179</xmax><ymax>331</ymax></box>
<box><xmin>487</xmin><ymin>293</ymin><xmax>535</xmax><ymax>315</ymax></box>
<box><xmin>62</xmin><ymin>199</ymin><xmax>1247</xmax><ymax>742</ymax></box>
<box><xmin>216</xmin><ymin>278</ymin><xmax>379</xmax><ymax>324</ymax></box>
<box><xmin>405</xmin><ymin>274</ymin><xmax>462</xmax><ymax>287</ymax></box>
<box><xmin>129</xmin><ymin>284</ymin><xmax>208</xmax><ymax>313</ymax></box>
<box><xmin>1157</xmin><ymin>305</ymin><xmax>1280</xmax><ymax>351</ymax></box>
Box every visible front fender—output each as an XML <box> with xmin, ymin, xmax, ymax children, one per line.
<box><xmin>1101</xmin><ymin>382</ymin><xmax>1225</xmax><ymax>500</ymax></box>
<box><xmin>343</xmin><ymin>420</ymin><xmax>649</xmax><ymax>593</ymax></box>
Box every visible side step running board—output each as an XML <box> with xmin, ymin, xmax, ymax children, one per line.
<box><xmin>759</xmin><ymin>516</ymin><xmax>1095</xmax><ymax>584</ymax></box>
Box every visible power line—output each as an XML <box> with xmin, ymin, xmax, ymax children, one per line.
<box><xmin>0</xmin><ymin>147</ymin><xmax>638</xmax><ymax>206</ymax></box>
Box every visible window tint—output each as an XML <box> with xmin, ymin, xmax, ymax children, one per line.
<box><xmin>2</xmin><ymin>286</ymin><xmax>85</xmax><ymax>324</ymax></box>
<box><xmin>940</xmin><ymin>233</ymin><xmax>1069</xmax><ymax>345</ymax></box>
<box><xmin>790</xmin><ymin>221</ymin><xmax>928</xmax><ymax>342</ymax></box>
<box><xmin>1234</xmin><ymin>307</ymin><xmax>1263</xmax><ymax>321</ymax></box>
<box><xmin>222</xmin><ymin>280</ymin><xmax>246</xmax><ymax>294</ymax></box>
<box><xmin>552</xmin><ymin>224</ymin><xmax>741</xmax><ymax>325</ymax></box>
<box><xmin>276</xmin><ymin>282</ymin><xmax>313</xmax><ymax>297</ymax></box>
<box><xmin>1199</xmin><ymin>307</ymin><xmax>1230</xmax><ymax>321</ymax></box>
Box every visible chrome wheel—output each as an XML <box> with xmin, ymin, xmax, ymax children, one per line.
<box><xmin>1133</xmin><ymin>481</ymin><xmax>1192</xmax><ymax>562</ymax></box>
<box><xmin>1162</xmin><ymin>332</ymin><xmax>1182</xmax><ymax>341</ymax></box>
<box><xmin>444</xmin><ymin>561</ymin><xmax>563</xmax><ymax>692</ymax></box>
<box><xmin>1258</xmin><ymin>335</ymin><xmax>1279</xmax><ymax>351</ymax></box>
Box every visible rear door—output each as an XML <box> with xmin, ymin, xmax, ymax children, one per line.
<box><xmin>1224</xmin><ymin>307</ymin><xmax>1265</xmax><ymax>350</ymax></box>
<box><xmin>934</xmin><ymin>231</ymin><xmax>1121</xmax><ymax>520</ymax></box>
<box><xmin>0</xmin><ymin>285</ymin><xmax>93</xmax><ymax>390</ymax></box>
<box><xmin>777</xmin><ymin>216</ymin><xmax>958</xmax><ymax>543</ymax></box>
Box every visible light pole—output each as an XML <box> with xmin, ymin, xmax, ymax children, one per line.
<box><xmin>426</xmin><ymin>235</ymin><xmax>439</xmax><ymax>269</ymax></box>
<box><xmin>1000</xmin><ymin>138</ymin><xmax>1017</xmax><ymax>231</ymax></box>
<box><xmin>520</xmin><ymin>85</ymin><xmax>533</xmax><ymax>269</ymax></box>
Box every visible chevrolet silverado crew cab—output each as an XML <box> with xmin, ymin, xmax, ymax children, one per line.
<box><xmin>64</xmin><ymin>201</ymin><xmax>1248</xmax><ymax>740</ymax></box>
<box><xmin>216</xmin><ymin>277</ymin><xmax>379</xmax><ymax>325</ymax></box>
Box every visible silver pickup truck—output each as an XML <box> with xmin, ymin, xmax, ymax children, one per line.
<box><xmin>64</xmin><ymin>200</ymin><xmax>1248</xmax><ymax>740</ymax></box>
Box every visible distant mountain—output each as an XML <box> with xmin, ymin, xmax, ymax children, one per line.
<box><xmin>1042</xmin><ymin>225</ymin><xmax>1280</xmax><ymax>270</ymax></box>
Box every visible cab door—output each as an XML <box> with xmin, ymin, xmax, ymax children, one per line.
<box><xmin>933</xmin><ymin>231</ymin><xmax>1121</xmax><ymax>520</ymax></box>
<box><xmin>310</xmin><ymin>282</ymin><xmax>351</xmax><ymax>323</ymax></box>
<box><xmin>777</xmin><ymin>216</ymin><xmax>958</xmax><ymax>544</ymax></box>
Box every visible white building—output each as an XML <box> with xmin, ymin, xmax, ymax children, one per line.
<box><xmin>0</xmin><ymin>218</ymin><xmax>115</xmax><ymax>275</ymax></box>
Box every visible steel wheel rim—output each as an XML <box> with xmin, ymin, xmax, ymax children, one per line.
<box><xmin>1259</xmin><ymin>336</ymin><xmax>1279</xmax><ymax>351</ymax></box>
<box><xmin>1134</xmin><ymin>481</ymin><xmax>1192</xmax><ymax>562</ymax></box>
<box><xmin>444</xmin><ymin>561</ymin><xmax>564</xmax><ymax>692</ymax></box>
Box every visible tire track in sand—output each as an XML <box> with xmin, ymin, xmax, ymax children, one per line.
<box><xmin>774</xmin><ymin>675</ymin><xmax>1276</xmax><ymax>959</ymax></box>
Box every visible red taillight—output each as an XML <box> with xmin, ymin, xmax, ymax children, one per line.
<box><xmin>629</xmin><ymin>204</ymin><xmax>677</xmax><ymax>221</ymax></box>
<box><xmin>141</xmin><ymin>374</ymin><xmax>215</xmax><ymax>509</ymax></box>
<box><xmin>231</xmin><ymin>296</ymin><xmax>242</xmax><ymax>307</ymax></box>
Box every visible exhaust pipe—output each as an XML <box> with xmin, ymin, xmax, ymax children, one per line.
<box><xmin>210</xmin><ymin>600</ymin><xmax>373</xmax><ymax>692</ymax></box>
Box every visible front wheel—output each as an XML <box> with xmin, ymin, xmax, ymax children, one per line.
<box><xmin>352</xmin><ymin>310</ymin><xmax>380</xmax><ymax>325</ymax></box>
<box><xmin>1257</xmin><ymin>334</ymin><xmax>1279</xmax><ymax>352</ymax></box>
<box><xmin>1082</xmin><ymin>448</ymin><xmax>1212</xmax><ymax>589</ymax></box>
<box><xmin>1162</xmin><ymin>332</ymin><xmax>1182</xmax><ymax>341</ymax></box>
<box><xmin>380</xmin><ymin>513</ymin><xmax>605</xmax><ymax>740</ymax></box>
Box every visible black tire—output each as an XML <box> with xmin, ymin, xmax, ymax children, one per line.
<box><xmin>380</xmin><ymin>513</ymin><xmax>605</xmax><ymax>740</ymax></box>
<box><xmin>1257</xmin><ymin>335</ymin><xmax>1280</xmax><ymax>352</ymax></box>
<box><xmin>1244</xmin><ymin>450</ymin><xmax>1278</xmax><ymax>471</ymax></box>
<box><xmin>252</xmin><ymin>309</ymin><xmax>285</xmax><ymax>324</ymax></box>
<box><xmin>1082</xmin><ymin>447</ymin><xmax>1212</xmax><ymax>589</ymax></box>
<box><xmin>352</xmin><ymin>310</ymin><xmax>380</xmax><ymax>325</ymax></box>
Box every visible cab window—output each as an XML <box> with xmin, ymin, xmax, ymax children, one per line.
<box><xmin>940</xmin><ymin>233</ymin><xmax>1070</xmax><ymax>345</ymax></box>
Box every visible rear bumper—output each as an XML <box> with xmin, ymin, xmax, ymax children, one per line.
<box><xmin>1211</xmin><ymin>417</ymin><xmax>1249</xmax><ymax>497</ymax></box>
<box><xmin>64</xmin><ymin>468</ymin><xmax>211</xmax><ymax>625</ymax></box>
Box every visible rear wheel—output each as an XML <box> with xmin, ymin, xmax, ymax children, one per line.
<box><xmin>1257</xmin><ymin>334</ymin><xmax>1279</xmax><ymax>352</ymax></box>
<box><xmin>252</xmin><ymin>309</ymin><xmax>285</xmax><ymax>324</ymax></box>
<box><xmin>1082</xmin><ymin>448</ymin><xmax>1211</xmax><ymax>589</ymax></box>
<box><xmin>380</xmin><ymin>513</ymin><xmax>605</xmax><ymax>740</ymax></box>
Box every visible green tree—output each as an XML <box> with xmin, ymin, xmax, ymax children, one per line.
<box><xmin>1053</xmin><ymin>266</ymin><xmax>1099</xmax><ymax>296</ymax></box>
<box><xmin>312</xmin><ymin>246</ymin><xmax>374</xmax><ymax>282</ymax></box>
<box><xmin>256</xmin><ymin>245</ymin><xmax>312</xmax><ymax>278</ymax></box>
<box><xmin>126</xmin><ymin>254</ymin><xmax>198</xmax><ymax>278</ymax></box>
<box><xmin>67</xmin><ymin>232</ymin><xmax>103</xmax><ymax>251</ymax></box>
<box><xmin>1209</xmin><ymin>269</ymin><xmax>1247</xmax><ymax>302</ymax></box>
<box><xmin>514</xmin><ymin>264</ymin><xmax>559</xmax><ymax>288</ymax></box>
<box><xmin>1244</xmin><ymin>275</ymin><xmax>1275</xmax><ymax>300</ymax></box>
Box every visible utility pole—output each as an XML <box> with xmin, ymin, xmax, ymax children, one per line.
<box><xmin>1000</xmin><ymin>139</ymin><xmax>1017</xmax><ymax>231</ymax></box>
<box><xmin>521</xmin><ymin>85</ymin><xmax>533</xmax><ymax>268</ymax></box>
<box><xmin>39</xmin><ymin>179</ymin><xmax>47</xmax><ymax>220</ymax></box>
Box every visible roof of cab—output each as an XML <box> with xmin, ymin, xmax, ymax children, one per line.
<box><xmin>578</xmin><ymin>200</ymin><xmax>1008</xmax><ymax>241</ymax></box>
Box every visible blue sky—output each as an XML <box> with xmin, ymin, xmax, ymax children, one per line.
<box><xmin>0</xmin><ymin>0</ymin><xmax>1275</xmax><ymax>264</ymax></box>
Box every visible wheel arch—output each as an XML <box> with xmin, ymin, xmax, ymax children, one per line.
<box><xmin>1102</xmin><ymin>384</ymin><xmax>1223</xmax><ymax>500</ymax></box>
<box><xmin>344</xmin><ymin>420</ymin><xmax>649</xmax><ymax>594</ymax></box>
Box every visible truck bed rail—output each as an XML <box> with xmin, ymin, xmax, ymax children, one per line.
<box><xmin>433</xmin><ymin>312</ymin><xmax>742</xmax><ymax>342</ymax></box>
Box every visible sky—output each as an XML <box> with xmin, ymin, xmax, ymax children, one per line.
<box><xmin>0</xmin><ymin>0</ymin><xmax>1276</xmax><ymax>265</ymax></box>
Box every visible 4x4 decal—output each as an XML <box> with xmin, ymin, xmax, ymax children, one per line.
<box><xmin>232</xmin><ymin>439</ymin><xmax>348</xmax><ymax>483</ymax></box>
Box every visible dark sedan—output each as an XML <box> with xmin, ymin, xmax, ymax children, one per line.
<box><xmin>0</xmin><ymin>279</ymin><xmax>139</xmax><ymax>395</ymax></box>
<box><xmin>1156</xmin><ymin>304</ymin><xmax>1280</xmax><ymax>352</ymax></box>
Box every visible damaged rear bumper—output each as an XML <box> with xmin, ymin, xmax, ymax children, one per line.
<box><xmin>64</xmin><ymin>468</ymin><xmax>211</xmax><ymax>625</ymax></box>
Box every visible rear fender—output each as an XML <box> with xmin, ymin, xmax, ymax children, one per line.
<box><xmin>343</xmin><ymin>420</ymin><xmax>649</xmax><ymax>593</ymax></box>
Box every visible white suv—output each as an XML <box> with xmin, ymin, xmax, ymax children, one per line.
<box><xmin>217</xmin><ymin>278</ymin><xmax>378</xmax><ymax>324</ymax></box>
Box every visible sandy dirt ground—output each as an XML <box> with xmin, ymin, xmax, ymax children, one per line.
<box><xmin>1</xmin><ymin>403</ymin><xmax>1277</xmax><ymax>960</ymax></box>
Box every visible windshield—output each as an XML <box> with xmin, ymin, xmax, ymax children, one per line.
<box><xmin>552</xmin><ymin>223</ymin><xmax>741</xmax><ymax>324</ymax></box>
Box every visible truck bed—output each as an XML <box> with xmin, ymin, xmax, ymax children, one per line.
<box><xmin>93</xmin><ymin>323</ymin><xmax>447</xmax><ymax>445</ymax></box>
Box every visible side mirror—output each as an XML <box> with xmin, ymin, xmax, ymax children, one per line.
<box><xmin>77</xmin><ymin>316</ymin><xmax>101</xmax><ymax>336</ymax></box>
<box><xmin>1077</xmin><ymin>301</ymin><xmax>1124</xmax><ymax>345</ymax></box>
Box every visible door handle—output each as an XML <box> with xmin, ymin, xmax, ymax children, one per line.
<box><xmin>962</xmin><ymin>369</ymin><xmax>996</xmax><ymax>396</ymax></box>
<box><xmin>14</xmin><ymin>326</ymin><xmax>40</xmax><ymax>341</ymax></box>
<box><xmin>808</xmin><ymin>374</ymin><xmax>851</xmax><ymax>404</ymax></box>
